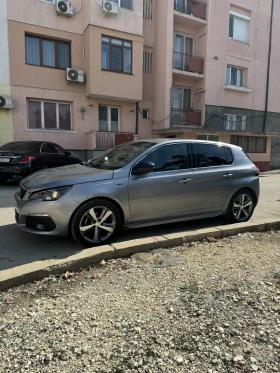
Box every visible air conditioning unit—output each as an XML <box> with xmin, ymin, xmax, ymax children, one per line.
<box><xmin>66</xmin><ymin>68</ymin><xmax>84</xmax><ymax>83</ymax></box>
<box><xmin>56</xmin><ymin>0</ymin><xmax>73</xmax><ymax>16</ymax></box>
<box><xmin>0</xmin><ymin>95</ymin><xmax>14</xmax><ymax>110</ymax></box>
<box><xmin>102</xmin><ymin>1</ymin><xmax>118</xmax><ymax>15</ymax></box>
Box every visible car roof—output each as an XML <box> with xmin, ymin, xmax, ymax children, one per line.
<box><xmin>134</xmin><ymin>138</ymin><xmax>240</xmax><ymax>149</ymax></box>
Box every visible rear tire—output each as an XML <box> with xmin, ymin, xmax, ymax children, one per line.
<box><xmin>70</xmin><ymin>199</ymin><xmax>122</xmax><ymax>247</ymax></box>
<box><xmin>226</xmin><ymin>189</ymin><xmax>256</xmax><ymax>223</ymax></box>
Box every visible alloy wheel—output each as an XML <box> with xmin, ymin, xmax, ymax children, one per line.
<box><xmin>232</xmin><ymin>193</ymin><xmax>254</xmax><ymax>222</ymax></box>
<box><xmin>79</xmin><ymin>206</ymin><xmax>116</xmax><ymax>244</ymax></box>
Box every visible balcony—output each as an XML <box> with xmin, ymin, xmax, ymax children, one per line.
<box><xmin>173</xmin><ymin>51</ymin><xmax>204</xmax><ymax>78</ymax></box>
<box><xmin>174</xmin><ymin>0</ymin><xmax>207</xmax><ymax>28</ymax></box>
<box><xmin>171</xmin><ymin>109</ymin><xmax>202</xmax><ymax>127</ymax></box>
<box><xmin>96</xmin><ymin>132</ymin><xmax>134</xmax><ymax>150</ymax></box>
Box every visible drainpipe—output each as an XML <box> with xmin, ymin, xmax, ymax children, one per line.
<box><xmin>263</xmin><ymin>0</ymin><xmax>274</xmax><ymax>133</ymax></box>
<box><xmin>135</xmin><ymin>102</ymin><xmax>139</xmax><ymax>136</ymax></box>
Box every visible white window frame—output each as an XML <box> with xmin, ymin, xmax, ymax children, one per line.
<box><xmin>229</xmin><ymin>11</ymin><xmax>250</xmax><ymax>43</ymax></box>
<box><xmin>172</xmin><ymin>86</ymin><xmax>192</xmax><ymax>110</ymax></box>
<box><xmin>226</xmin><ymin>66</ymin><xmax>244</xmax><ymax>87</ymax></box>
<box><xmin>196</xmin><ymin>134</ymin><xmax>220</xmax><ymax>142</ymax></box>
<box><xmin>224</xmin><ymin>114</ymin><xmax>246</xmax><ymax>131</ymax></box>
<box><xmin>27</xmin><ymin>100</ymin><xmax>72</xmax><ymax>131</ymax></box>
<box><xmin>173</xmin><ymin>33</ymin><xmax>194</xmax><ymax>55</ymax></box>
<box><xmin>38</xmin><ymin>0</ymin><xmax>55</xmax><ymax>4</ymax></box>
<box><xmin>142</xmin><ymin>109</ymin><xmax>150</xmax><ymax>119</ymax></box>
<box><xmin>113</xmin><ymin>0</ymin><xmax>133</xmax><ymax>10</ymax></box>
<box><xmin>99</xmin><ymin>105</ymin><xmax>120</xmax><ymax>132</ymax></box>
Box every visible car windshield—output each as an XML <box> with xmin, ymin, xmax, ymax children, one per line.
<box><xmin>88</xmin><ymin>142</ymin><xmax>156</xmax><ymax>170</ymax></box>
<box><xmin>0</xmin><ymin>142</ymin><xmax>39</xmax><ymax>152</ymax></box>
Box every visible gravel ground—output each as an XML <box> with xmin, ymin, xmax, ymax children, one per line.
<box><xmin>0</xmin><ymin>231</ymin><xmax>280</xmax><ymax>373</ymax></box>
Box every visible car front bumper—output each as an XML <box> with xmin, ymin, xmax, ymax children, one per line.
<box><xmin>14</xmin><ymin>193</ymin><xmax>75</xmax><ymax>237</ymax></box>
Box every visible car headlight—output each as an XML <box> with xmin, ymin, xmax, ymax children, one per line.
<box><xmin>29</xmin><ymin>186</ymin><xmax>72</xmax><ymax>201</ymax></box>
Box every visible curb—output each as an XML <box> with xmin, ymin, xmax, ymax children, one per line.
<box><xmin>1</xmin><ymin>219</ymin><xmax>279</xmax><ymax>291</ymax></box>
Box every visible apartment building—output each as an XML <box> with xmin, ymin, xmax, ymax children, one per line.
<box><xmin>0</xmin><ymin>0</ymin><xmax>13</xmax><ymax>146</ymax></box>
<box><xmin>2</xmin><ymin>0</ymin><xmax>280</xmax><ymax>170</ymax></box>
<box><xmin>6</xmin><ymin>0</ymin><xmax>148</xmax><ymax>159</ymax></box>
<box><xmin>150</xmin><ymin>0</ymin><xmax>280</xmax><ymax>171</ymax></box>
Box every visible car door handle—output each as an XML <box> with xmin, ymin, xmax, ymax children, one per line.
<box><xmin>222</xmin><ymin>173</ymin><xmax>233</xmax><ymax>178</ymax></box>
<box><xmin>178</xmin><ymin>178</ymin><xmax>192</xmax><ymax>184</ymax></box>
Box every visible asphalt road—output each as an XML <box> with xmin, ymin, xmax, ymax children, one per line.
<box><xmin>0</xmin><ymin>173</ymin><xmax>279</xmax><ymax>272</ymax></box>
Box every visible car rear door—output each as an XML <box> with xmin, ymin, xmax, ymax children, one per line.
<box><xmin>191</xmin><ymin>143</ymin><xmax>237</xmax><ymax>214</ymax></box>
<box><xmin>128</xmin><ymin>143</ymin><xmax>196</xmax><ymax>224</ymax></box>
<box><xmin>41</xmin><ymin>143</ymin><xmax>68</xmax><ymax>168</ymax></box>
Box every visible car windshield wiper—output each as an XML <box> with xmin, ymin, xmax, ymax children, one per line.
<box><xmin>88</xmin><ymin>162</ymin><xmax>103</xmax><ymax>169</ymax></box>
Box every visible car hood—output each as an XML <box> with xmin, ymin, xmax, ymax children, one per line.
<box><xmin>22</xmin><ymin>164</ymin><xmax>114</xmax><ymax>190</ymax></box>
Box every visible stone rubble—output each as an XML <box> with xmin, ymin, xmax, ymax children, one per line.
<box><xmin>0</xmin><ymin>231</ymin><xmax>280</xmax><ymax>373</ymax></box>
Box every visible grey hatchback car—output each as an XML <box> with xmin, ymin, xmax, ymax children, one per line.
<box><xmin>15</xmin><ymin>140</ymin><xmax>260</xmax><ymax>247</ymax></box>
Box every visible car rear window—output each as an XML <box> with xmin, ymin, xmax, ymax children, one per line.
<box><xmin>194</xmin><ymin>144</ymin><xmax>233</xmax><ymax>168</ymax></box>
<box><xmin>0</xmin><ymin>142</ymin><xmax>40</xmax><ymax>152</ymax></box>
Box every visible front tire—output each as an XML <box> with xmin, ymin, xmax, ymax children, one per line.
<box><xmin>70</xmin><ymin>199</ymin><xmax>122</xmax><ymax>247</ymax></box>
<box><xmin>226</xmin><ymin>189</ymin><xmax>256</xmax><ymax>223</ymax></box>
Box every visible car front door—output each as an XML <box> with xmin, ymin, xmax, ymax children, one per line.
<box><xmin>128</xmin><ymin>143</ymin><xmax>195</xmax><ymax>224</ymax></box>
<box><xmin>191</xmin><ymin>143</ymin><xmax>237</xmax><ymax>214</ymax></box>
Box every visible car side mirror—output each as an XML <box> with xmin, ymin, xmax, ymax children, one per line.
<box><xmin>65</xmin><ymin>151</ymin><xmax>71</xmax><ymax>156</ymax></box>
<box><xmin>132</xmin><ymin>161</ymin><xmax>155</xmax><ymax>175</ymax></box>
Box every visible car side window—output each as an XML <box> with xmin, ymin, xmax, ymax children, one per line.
<box><xmin>225</xmin><ymin>147</ymin><xmax>234</xmax><ymax>164</ymax></box>
<box><xmin>142</xmin><ymin>144</ymin><xmax>190</xmax><ymax>172</ymax></box>
<box><xmin>41</xmin><ymin>143</ymin><xmax>53</xmax><ymax>154</ymax></box>
<box><xmin>52</xmin><ymin>144</ymin><xmax>65</xmax><ymax>155</ymax></box>
<box><xmin>194</xmin><ymin>144</ymin><xmax>230</xmax><ymax>168</ymax></box>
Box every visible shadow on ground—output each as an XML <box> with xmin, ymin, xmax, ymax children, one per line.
<box><xmin>0</xmin><ymin>217</ymin><xmax>226</xmax><ymax>272</ymax></box>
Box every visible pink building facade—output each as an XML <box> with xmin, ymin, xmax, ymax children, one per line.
<box><xmin>4</xmin><ymin>0</ymin><xmax>280</xmax><ymax>170</ymax></box>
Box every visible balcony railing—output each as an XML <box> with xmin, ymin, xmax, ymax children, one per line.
<box><xmin>96</xmin><ymin>131</ymin><xmax>134</xmax><ymax>149</ymax></box>
<box><xmin>173</xmin><ymin>52</ymin><xmax>204</xmax><ymax>74</ymax></box>
<box><xmin>174</xmin><ymin>0</ymin><xmax>207</xmax><ymax>21</ymax></box>
<box><xmin>171</xmin><ymin>109</ymin><xmax>202</xmax><ymax>126</ymax></box>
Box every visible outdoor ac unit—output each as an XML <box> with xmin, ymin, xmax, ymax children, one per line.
<box><xmin>102</xmin><ymin>1</ymin><xmax>118</xmax><ymax>15</ymax></box>
<box><xmin>56</xmin><ymin>0</ymin><xmax>73</xmax><ymax>16</ymax></box>
<box><xmin>0</xmin><ymin>95</ymin><xmax>14</xmax><ymax>110</ymax></box>
<box><xmin>66</xmin><ymin>68</ymin><xmax>84</xmax><ymax>83</ymax></box>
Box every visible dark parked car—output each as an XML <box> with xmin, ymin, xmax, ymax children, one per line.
<box><xmin>0</xmin><ymin>141</ymin><xmax>81</xmax><ymax>182</ymax></box>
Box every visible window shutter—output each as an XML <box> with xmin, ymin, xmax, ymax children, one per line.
<box><xmin>233</xmin><ymin>17</ymin><xmax>248</xmax><ymax>43</ymax></box>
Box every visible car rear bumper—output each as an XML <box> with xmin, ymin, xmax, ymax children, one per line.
<box><xmin>0</xmin><ymin>165</ymin><xmax>30</xmax><ymax>179</ymax></box>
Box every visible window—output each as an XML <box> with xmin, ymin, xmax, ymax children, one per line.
<box><xmin>102</xmin><ymin>36</ymin><xmax>132</xmax><ymax>74</ymax></box>
<box><xmin>194</xmin><ymin>144</ymin><xmax>232</xmax><ymax>167</ymax></box>
<box><xmin>172</xmin><ymin>87</ymin><xmax>191</xmax><ymax>123</ymax></box>
<box><xmin>231</xmin><ymin>136</ymin><xmax>266</xmax><ymax>153</ymax></box>
<box><xmin>224</xmin><ymin>114</ymin><xmax>246</xmax><ymax>131</ymax></box>
<box><xmin>27</xmin><ymin>101</ymin><xmax>71</xmax><ymax>130</ymax></box>
<box><xmin>25</xmin><ymin>35</ymin><xmax>71</xmax><ymax>69</ymax></box>
<box><xmin>229</xmin><ymin>11</ymin><xmax>250</xmax><ymax>43</ymax></box>
<box><xmin>173</xmin><ymin>34</ymin><xmax>193</xmax><ymax>71</ymax></box>
<box><xmin>112</xmin><ymin>0</ymin><xmax>133</xmax><ymax>9</ymax></box>
<box><xmin>143</xmin><ymin>0</ymin><xmax>153</xmax><ymax>19</ymax></box>
<box><xmin>226</xmin><ymin>66</ymin><xmax>244</xmax><ymax>87</ymax></box>
<box><xmin>196</xmin><ymin>134</ymin><xmax>220</xmax><ymax>142</ymax></box>
<box><xmin>143</xmin><ymin>51</ymin><xmax>153</xmax><ymax>74</ymax></box>
<box><xmin>142</xmin><ymin>109</ymin><xmax>150</xmax><ymax>119</ymax></box>
<box><xmin>99</xmin><ymin>105</ymin><xmax>119</xmax><ymax>132</ymax></box>
<box><xmin>142</xmin><ymin>144</ymin><xmax>190</xmax><ymax>172</ymax></box>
